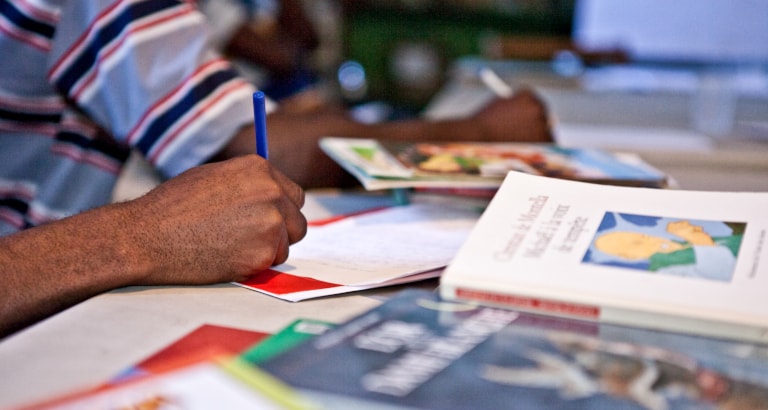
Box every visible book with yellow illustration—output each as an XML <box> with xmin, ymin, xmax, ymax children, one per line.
<box><xmin>440</xmin><ymin>172</ymin><xmax>768</xmax><ymax>344</ymax></box>
<box><xmin>319</xmin><ymin>137</ymin><xmax>669</xmax><ymax>191</ymax></box>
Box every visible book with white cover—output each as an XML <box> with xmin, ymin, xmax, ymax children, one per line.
<box><xmin>440</xmin><ymin>172</ymin><xmax>768</xmax><ymax>344</ymax></box>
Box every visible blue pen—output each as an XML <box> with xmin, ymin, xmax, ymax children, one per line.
<box><xmin>252</xmin><ymin>91</ymin><xmax>269</xmax><ymax>159</ymax></box>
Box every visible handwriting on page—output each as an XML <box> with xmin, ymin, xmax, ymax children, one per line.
<box><xmin>272</xmin><ymin>204</ymin><xmax>481</xmax><ymax>286</ymax></box>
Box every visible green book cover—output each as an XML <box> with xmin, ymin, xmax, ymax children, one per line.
<box><xmin>242</xmin><ymin>319</ymin><xmax>336</xmax><ymax>365</ymax></box>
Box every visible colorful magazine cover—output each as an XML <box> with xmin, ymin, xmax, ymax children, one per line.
<box><xmin>19</xmin><ymin>358</ymin><xmax>315</xmax><ymax>410</ymax></box>
<box><xmin>261</xmin><ymin>289</ymin><xmax>768</xmax><ymax>410</ymax></box>
<box><xmin>319</xmin><ymin>137</ymin><xmax>669</xmax><ymax>190</ymax></box>
<box><xmin>112</xmin><ymin>324</ymin><xmax>270</xmax><ymax>383</ymax></box>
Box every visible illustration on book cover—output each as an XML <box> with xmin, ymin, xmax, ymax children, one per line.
<box><xmin>582</xmin><ymin>212</ymin><xmax>746</xmax><ymax>282</ymax></box>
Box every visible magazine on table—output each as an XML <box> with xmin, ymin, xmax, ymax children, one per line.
<box><xmin>260</xmin><ymin>289</ymin><xmax>768</xmax><ymax>410</ymax></box>
<box><xmin>319</xmin><ymin>137</ymin><xmax>670</xmax><ymax>191</ymax></box>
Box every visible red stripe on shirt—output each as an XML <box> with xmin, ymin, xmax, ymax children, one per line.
<box><xmin>126</xmin><ymin>58</ymin><xmax>233</xmax><ymax>145</ymax></box>
<box><xmin>147</xmin><ymin>78</ymin><xmax>251</xmax><ymax>164</ymax></box>
<box><xmin>68</xmin><ymin>5</ymin><xmax>198</xmax><ymax>101</ymax></box>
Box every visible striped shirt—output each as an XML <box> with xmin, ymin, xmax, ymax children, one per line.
<box><xmin>0</xmin><ymin>0</ymin><xmax>258</xmax><ymax>235</ymax></box>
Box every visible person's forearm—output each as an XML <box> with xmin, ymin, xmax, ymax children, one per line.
<box><xmin>0</xmin><ymin>156</ymin><xmax>307</xmax><ymax>338</ymax></box>
<box><xmin>301</xmin><ymin>88</ymin><xmax>553</xmax><ymax>144</ymax></box>
<box><xmin>0</xmin><ymin>201</ymin><xmax>146</xmax><ymax>337</ymax></box>
<box><xmin>216</xmin><ymin>90</ymin><xmax>552</xmax><ymax>189</ymax></box>
<box><xmin>264</xmin><ymin>110</ymin><xmax>489</xmax><ymax>142</ymax></box>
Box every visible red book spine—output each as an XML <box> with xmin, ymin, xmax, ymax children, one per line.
<box><xmin>455</xmin><ymin>288</ymin><xmax>601</xmax><ymax>319</ymax></box>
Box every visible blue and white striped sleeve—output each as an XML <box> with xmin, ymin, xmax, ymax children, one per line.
<box><xmin>46</xmin><ymin>0</ymin><xmax>258</xmax><ymax>178</ymax></box>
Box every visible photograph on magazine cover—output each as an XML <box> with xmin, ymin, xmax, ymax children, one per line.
<box><xmin>261</xmin><ymin>289</ymin><xmax>768</xmax><ymax>410</ymax></box>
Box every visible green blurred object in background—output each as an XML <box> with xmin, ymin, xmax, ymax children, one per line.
<box><xmin>341</xmin><ymin>1</ymin><xmax>575</xmax><ymax>110</ymax></box>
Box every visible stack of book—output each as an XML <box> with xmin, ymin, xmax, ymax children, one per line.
<box><xmin>19</xmin><ymin>171</ymin><xmax>768</xmax><ymax>410</ymax></box>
